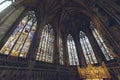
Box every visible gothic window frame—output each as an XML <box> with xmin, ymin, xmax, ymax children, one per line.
<box><xmin>0</xmin><ymin>11</ymin><xmax>37</xmax><ymax>58</ymax></box>
<box><xmin>90</xmin><ymin>22</ymin><xmax>114</xmax><ymax>61</ymax></box>
<box><xmin>79</xmin><ymin>31</ymin><xmax>98</xmax><ymax>64</ymax></box>
<box><xmin>67</xmin><ymin>34</ymin><xmax>79</xmax><ymax>65</ymax></box>
<box><xmin>36</xmin><ymin>24</ymin><xmax>54</xmax><ymax>63</ymax></box>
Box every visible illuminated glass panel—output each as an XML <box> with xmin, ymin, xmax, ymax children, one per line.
<box><xmin>91</xmin><ymin>23</ymin><xmax>114</xmax><ymax>61</ymax></box>
<box><xmin>67</xmin><ymin>34</ymin><xmax>79</xmax><ymax>65</ymax></box>
<box><xmin>36</xmin><ymin>24</ymin><xmax>54</xmax><ymax>63</ymax></box>
<box><xmin>79</xmin><ymin>31</ymin><xmax>98</xmax><ymax>64</ymax></box>
<box><xmin>0</xmin><ymin>11</ymin><xmax>37</xmax><ymax>58</ymax></box>
<box><xmin>0</xmin><ymin>0</ymin><xmax>14</xmax><ymax>13</ymax></box>
<box><xmin>0</xmin><ymin>0</ymin><xmax>5</xmax><ymax>3</ymax></box>
<box><xmin>59</xmin><ymin>36</ymin><xmax>64</xmax><ymax>65</ymax></box>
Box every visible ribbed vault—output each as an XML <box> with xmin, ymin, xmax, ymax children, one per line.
<box><xmin>20</xmin><ymin>0</ymin><xmax>92</xmax><ymax>35</ymax></box>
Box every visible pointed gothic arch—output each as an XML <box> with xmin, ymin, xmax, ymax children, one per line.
<box><xmin>67</xmin><ymin>34</ymin><xmax>79</xmax><ymax>65</ymax></box>
<box><xmin>79</xmin><ymin>31</ymin><xmax>98</xmax><ymax>64</ymax></box>
<box><xmin>90</xmin><ymin>22</ymin><xmax>114</xmax><ymax>61</ymax></box>
<box><xmin>0</xmin><ymin>11</ymin><xmax>37</xmax><ymax>58</ymax></box>
<box><xmin>36</xmin><ymin>24</ymin><xmax>54</xmax><ymax>63</ymax></box>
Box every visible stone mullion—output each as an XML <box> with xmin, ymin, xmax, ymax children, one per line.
<box><xmin>26</xmin><ymin>21</ymin><xmax>46</xmax><ymax>80</ymax></box>
<box><xmin>62</xmin><ymin>33</ymin><xmax>69</xmax><ymax>66</ymax></box>
<box><xmin>27</xmin><ymin>21</ymin><xmax>46</xmax><ymax>61</ymax></box>
<box><xmin>53</xmin><ymin>31</ymin><xmax>60</xmax><ymax>64</ymax></box>
<box><xmin>73</xmin><ymin>33</ymin><xmax>87</xmax><ymax>67</ymax></box>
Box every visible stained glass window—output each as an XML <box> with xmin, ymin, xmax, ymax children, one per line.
<box><xmin>0</xmin><ymin>0</ymin><xmax>14</xmax><ymax>13</ymax></box>
<box><xmin>0</xmin><ymin>11</ymin><xmax>37</xmax><ymax>58</ymax></box>
<box><xmin>90</xmin><ymin>22</ymin><xmax>114</xmax><ymax>61</ymax></box>
<box><xmin>67</xmin><ymin>34</ymin><xmax>79</xmax><ymax>65</ymax></box>
<box><xmin>36</xmin><ymin>24</ymin><xmax>54</xmax><ymax>63</ymax></box>
<box><xmin>79</xmin><ymin>31</ymin><xmax>98</xmax><ymax>64</ymax></box>
<box><xmin>59</xmin><ymin>36</ymin><xmax>64</xmax><ymax>65</ymax></box>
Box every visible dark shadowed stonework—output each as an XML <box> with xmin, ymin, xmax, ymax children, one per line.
<box><xmin>0</xmin><ymin>0</ymin><xmax>120</xmax><ymax>80</ymax></box>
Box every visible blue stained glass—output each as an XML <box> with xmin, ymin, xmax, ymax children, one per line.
<box><xmin>0</xmin><ymin>11</ymin><xmax>37</xmax><ymax>58</ymax></box>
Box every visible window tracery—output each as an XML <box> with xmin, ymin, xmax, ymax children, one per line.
<box><xmin>0</xmin><ymin>11</ymin><xmax>37</xmax><ymax>58</ymax></box>
<box><xmin>91</xmin><ymin>22</ymin><xmax>114</xmax><ymax>61</ymax></box>
<box><xmin>67</xmin><ymin>34</ymin><xmax>79</xmax><ymax>65</ymax></box>
<box><xmin>36</xmin><ymin>24</ymin><xmax>54</xmax><ymax>63</ymax></box>
<box><xmin>79</xmin><ymin>31</ymin><xmax>98</xmax><ymax>64</ymax></box>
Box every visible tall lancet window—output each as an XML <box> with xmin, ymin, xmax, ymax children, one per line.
<box><xmin>91</xmin><ymin>23</ymin><xmax>114</xmax><ymax>61</ymax></box>
<box><xmin>36</xmin><ymin>24</ymin><xmax>54</xmax><ymax>63</ymax></box>
<box><xmin>67</xmin><ymin>34</ymin><xmax>79</xmax><ymax>65</ymax></box>
<box><xmin>79</xmin><ymin>31</ymin><xmax>98</xmax><ymax>64</ymax></box>
<box><xmin>59</xmin><ymin>35</ymin><xmax>64</xmax><ymax>65</ymax></box>
<box><xmin>0</xmin><ymin>11</ymin><xmax>37</xmax><ymax>57</ymax></box>
<box><xmin>0</xmin><ymin>0</ymin><xmax>15</xmax><ymax>13</ymax></box>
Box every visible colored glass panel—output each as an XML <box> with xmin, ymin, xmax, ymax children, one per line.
<box><xmin>0</xmin><ymin>11</ymin><xmax>37</xmax><ymax>58</ymax></box>
<box><xmin>36</xmin><ymin>24</ymin><xmax>54</xmax><ymax>63</ymax></box>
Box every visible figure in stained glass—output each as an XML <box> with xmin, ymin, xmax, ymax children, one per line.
<box><xmin>0</xmin><ymin>11</ymin><xmax>37</xmax><ymax>58</ymax></box>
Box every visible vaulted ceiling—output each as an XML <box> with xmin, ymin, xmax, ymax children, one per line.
<box><xmin>20</xmin><ymin>0</ymin><xmax>94</xmax><ymax>34</ymax></box>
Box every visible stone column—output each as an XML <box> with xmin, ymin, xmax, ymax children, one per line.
<box><xmin>27</xmin><ymin>20</ymin><xmax>46</xmax><ymax>60</ymax></box>
<box><xmin>26</xmin><ymin>18</ymin><xmax>47</xmax><ymax>80</ymax></box>
<box><xmin>62</xmin><ymin>33</ymin><xmax>69</xmax><ymax>66</ymax></box>
<box><xmin>53</xmin><ymin>29</ymin><xmax>60</xmax><ymax>64</ymax></box>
